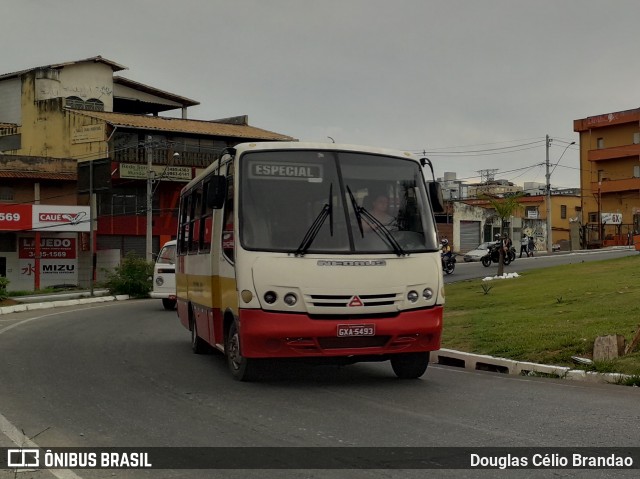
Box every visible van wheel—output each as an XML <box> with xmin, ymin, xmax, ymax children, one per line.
<box><xmin>190</xmin><ymin>317</ymin><xmax>207</xmax><ymax>354</ymax></box>
<box><xmin>162</xmin><ymin>299</ymin><xmax>176</xmax><ymax>310</ymax></box>
<box><xmin>226</xmin><ymin>321</ymin><xmax>258</xmax><ymax>381</ymax></box>
<box><xmin>390</xmin><ymin>352</ymin><xmax>429</xmax><ymax>379</ymax></box>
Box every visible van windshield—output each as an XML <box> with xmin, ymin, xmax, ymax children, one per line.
<box><xmin>157</xmin><ymin>244</ymin><xmax>176</xmax><ymax>264</ymax></box>
<box><xmin>239</xmin><ymin>150</ymin><xmax>438</xmax><ymax>254</ymax></box>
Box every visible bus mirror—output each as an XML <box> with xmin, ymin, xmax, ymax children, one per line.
<box><xmin>207</xmin><ymin>176</ymin><xmax>227</xmax><ymax>209</ymax></box>
<box><xmin>428</xmin><ymin>182</ymin><xmax>445</xmax><ymax>213</ymax></box>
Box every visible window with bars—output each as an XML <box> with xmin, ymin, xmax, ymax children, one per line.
<box><xmin>65</xmin><ymin>96</ymin><xmax>104</xmax><ymax>111</ymax></box>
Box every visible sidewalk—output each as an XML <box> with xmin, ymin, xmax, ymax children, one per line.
<box><xmin>0</xmin><ymin>290</ymin><xmax>129</xmax><ymax>315</ymax></box>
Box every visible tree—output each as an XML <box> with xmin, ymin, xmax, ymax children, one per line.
<box><xmin>483</xmin><ymin>194</ymin><xmax>524</xmax><ymax>276</ymax></box>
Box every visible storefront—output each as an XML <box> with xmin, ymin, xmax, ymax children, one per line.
<box><xmin>0</xmin><ymin>204</ymin><xmax>90</xmax><ymax>291</ymax></box>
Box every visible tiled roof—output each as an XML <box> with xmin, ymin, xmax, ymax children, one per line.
<box><xmin>0</xmin><ymin>55</ymin><xmax>126</xmax><ymax>81</ymax></box>
<box><xmin>113</xmin><ymin>76</ymin><xmax>199</xmax><ymax>107</ymax></box>
<box><xmin>0</xmin><ymin>171</ymin><xmax>76</xmax><ymax>180</ymax></box>
<box><xmin>72</xmin><ymin>110</ymin><xmax>296</xmax><ymax>141</ymax></box>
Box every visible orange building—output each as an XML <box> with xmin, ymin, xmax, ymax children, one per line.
<box><xmin>574</xmin><ymin>108</ymin><xmax>640</xmax><ymax>247</ymax></box>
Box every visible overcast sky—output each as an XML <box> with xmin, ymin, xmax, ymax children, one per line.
<box><xmin>3</xmin><ymin>0</ymin><xmax>639</xmax><ymax>189</ymax></box>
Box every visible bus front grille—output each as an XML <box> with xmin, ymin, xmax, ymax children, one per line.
<box><xmin>308</xmin><ymin>293</ymin><xmax>398</xmax><ymax>308</ymax></box>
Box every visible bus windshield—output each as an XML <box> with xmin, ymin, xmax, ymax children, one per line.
<box><xmin>239</xmin><ymin>149</ymin><xmax>438</xmax><ymax>254</ymax></box>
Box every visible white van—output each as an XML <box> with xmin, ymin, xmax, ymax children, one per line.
<box><xmin>151</xmin><ymin>240</ymin><xmax>177</xmax><ymax>310</ymax></box>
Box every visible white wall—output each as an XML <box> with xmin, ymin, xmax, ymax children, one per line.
<box><xmin>44</xmin><ymin>63</ymin><xmax>115</xmax><ymax>111</ymax></box>
<box><xmin>453</xmin><ymin>203</ymin><xmax>486</xmax><ymax>251</ymax></box>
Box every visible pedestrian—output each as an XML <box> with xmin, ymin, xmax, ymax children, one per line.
<box><xmin>528</xmin><ymin>235</ymin><xmax>535</xmax><ymax>257</ymax></box>
<box><xmin>520</xmin><ymin>234</ymin><xmax>528</xmax><ymax>258</ymax></box>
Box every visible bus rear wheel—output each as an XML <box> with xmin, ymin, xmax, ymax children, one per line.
<box><xmin>390</xmin><ymin>352</ymin><xmax>429</xmax><ymax>379</ymax></box>
<box><xmin>226</xmin><ymin>321</ymin><xmax>258</xmax><ymax>381</ymax></box>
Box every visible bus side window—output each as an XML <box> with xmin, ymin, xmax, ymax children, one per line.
<box><xmin>178</xmin><ymin>195</ymin><xmax>190</xmax><ymax>255</ymax></box>
<box><xmin>189</xmin><ymin>187</ymin><xmax>202</xmax><ymax>253</ymax></box>
<box><xmin>222</xmin><ymin>172</ymin><xmax>234</xmax><ymax>262</ymax></box>
<box><xmin>200</xmin><ymin>180</ymin><xmax>213</xmax><ymax>252</ymax></box>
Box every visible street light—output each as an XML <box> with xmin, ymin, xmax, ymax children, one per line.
<box><xmin>545</xmin><ymin>136</ymin><xmax>576</xmax><ymax>253</ymax></box>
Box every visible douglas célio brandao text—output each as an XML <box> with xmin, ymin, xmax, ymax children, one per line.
<box><xmin>470</xmin><ymin>453</ymin><xmax>634</xmax><ymax>469</ymax></box>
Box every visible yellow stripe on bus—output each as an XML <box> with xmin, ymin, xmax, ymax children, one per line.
<box><xmin>176</xmin><ymin>272</ymin><xmax>238</xmax><ymax>311</ymax></box>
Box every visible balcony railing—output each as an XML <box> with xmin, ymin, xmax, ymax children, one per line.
<box><xmin>112</xmin><ymin>148</ymin><xmax>217</xmax><ymax>168</ymax></box>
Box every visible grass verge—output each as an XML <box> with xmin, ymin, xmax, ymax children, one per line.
<box><xmin>442</xmin><ymin>255</ymin><xmax>640</xmax><ymax>377</ymax></box>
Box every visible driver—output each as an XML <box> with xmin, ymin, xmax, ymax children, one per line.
<box><xmin>364</xmin><ymin>194</ymin><xmax>395</xmax><ymax>231</ymax></box>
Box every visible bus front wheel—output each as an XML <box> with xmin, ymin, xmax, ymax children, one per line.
<box><xmin>390</xmin><ymin>352</ymin><xmax>429</xmax><ymax>379</ymax></box>
<box><xmin>226</xmin><ymin>321</ymin><xmax>258</xmax><ymax>381</ymax></box>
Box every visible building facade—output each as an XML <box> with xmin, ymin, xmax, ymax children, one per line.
<box><xmin>574</xmin><ymin>108</ymin><xmax>640</xmax><ymax>247</ymax></box>
<box><xmin>459</xmin><ymin>193</ymin><xmax>580</xmax><ymax>253</ymax></box>
<box><xmin>0</xmin><ymin>56</ymin><xmax>293</xmax><ymax>290</ymax></box>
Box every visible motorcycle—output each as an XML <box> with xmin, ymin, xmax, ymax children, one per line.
<box><xmin>481</xmin><ymin>241</ymin><xmax>512</xmax><ymax>267</ymax></box>
<box><xmin>442</xmin><ymin>253</ymin><xmax>456</xmax><ymax>275</ymax></box>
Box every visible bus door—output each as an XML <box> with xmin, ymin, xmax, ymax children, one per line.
<box><xmin>211</xmin><ymin>162</ymin><xmax>236</xmax><ymax>349</ymax></box>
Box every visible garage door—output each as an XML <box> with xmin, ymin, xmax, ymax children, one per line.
<box><xmin>97</xmin><ymin>235</ymin><xmax>160</xmax><ymax>258</ymax></box>
<box><xmin>460</xmin><ymin>221</ymin><xmax>481</xmax><ymax>252</ymax></box>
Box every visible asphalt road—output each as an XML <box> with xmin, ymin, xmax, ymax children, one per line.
<box><xmin>1</xmin><ymin>299</ymin><xmax>639</xmax><ymax>478</ymax></box>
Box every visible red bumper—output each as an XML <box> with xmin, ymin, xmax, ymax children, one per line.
<box><xmin>238</xmin><ymin>307</ymin><xmax>443</xmax><ymax>358</ymax></box>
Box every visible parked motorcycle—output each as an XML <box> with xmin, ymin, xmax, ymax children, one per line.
<box><xmin>442</xmin><ymin>253</ymin><xmax>456</xmax><ymax>275</ymax></box>
<box><xmin>481</xmin><ymin>241</ymin><xmax>512</xmax><ymax>267</ymax></box>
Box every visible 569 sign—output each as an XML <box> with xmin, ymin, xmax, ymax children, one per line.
<box><xmin>0</xmin><ymin>212</ymin><xmax>21</xmax><ymax>221</ymax></box>
<box><xmin>0</xmin><ymin>205</ymin><xmax>32</xmax><ymax>231</ymax></box>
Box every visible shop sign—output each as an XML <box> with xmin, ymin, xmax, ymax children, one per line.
<box><xmin>32</xmin><ymin>205</ymin><xmax>90</xmax><ymax>232</ymax></box>
<box><xmin>601</xmin><ymin>212</ymin><xmax>622</xmax><ymax>225</ymax></box>
<box><xmin>0</xmin><ymin>205</ymin><xmax>91</xmax><ymax>232</ymax></box>
<box><xmin>119</xmin><ymin>163</ymin><xmax>193</xmax><ymax>182</ymax></box>
<box><xmin>72</xmin><ymin>124</ymin><xmax>105</xmax><ymax>144</ymax></box>
<box><xmin>19</xmin><ymin>237</ymin><xmax>77</xmax><ymax>260</ymax></box>
<box><xmin>0</xmin><ymin>204</ymin><xmax>33</xmax><ymax>231</ymax></box>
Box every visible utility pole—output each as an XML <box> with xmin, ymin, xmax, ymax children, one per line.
<box><xmin>545</xmin><ymin>134</ymin><xmax>552</xmax><ymax>253</ymax></box>
<box><xmin>146</xmin><ymin>136</ymin><xmax>153</xmax><ymax>262</ymax></box>
<box><xmin>89</xmin><ymin>158</ymin><xmax>94</xmax><ymax>296</ymax></box>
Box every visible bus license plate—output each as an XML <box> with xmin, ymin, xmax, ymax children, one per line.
<box><xmin>337</xmin><ymin>324</ymin><xmax>375</xmax><ymax>337</ymax></box>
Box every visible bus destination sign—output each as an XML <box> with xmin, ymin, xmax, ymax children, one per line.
<box><xmin>249</xmin><ymin>162</ymin><xmax>322</xmax><ymax>181</ymax></box>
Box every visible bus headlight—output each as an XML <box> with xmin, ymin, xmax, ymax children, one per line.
<box><xmin>155</xmin><ymin>276</ymin><xmax>164</xmax><ymax>286</ymax></box>
<box><xmin>423</xmin><ymin>288</ymin><xmax>433</xmax><ymax>300</ymax></box>
<box><xmin>283</xmin><ymin>293</ymin><xmax>298</xmax><ymax>306</ymax></box>
<box><xmin>241</xmin><ymin>290</ymin><xmax>253</xmax><ymax>303</ymax></box>
<box><xmin>264</xmin><ymin>291</ymin><xmax>277</xmax><ymax>304</ymax></box>
<box><xmin>407</xmin><ymin>290</ymin><xmax>419</xmax><ymax>303</ymax></box>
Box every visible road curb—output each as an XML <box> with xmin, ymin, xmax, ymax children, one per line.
<box><xmin>432</xmin><ymin>348</ymin><xmax>631</xmax><ymax>385</ymax></box>
<box><xmin>0</xmin><ymin>294</ymin><xmax>130</xmax><ymax>315</ymax></box>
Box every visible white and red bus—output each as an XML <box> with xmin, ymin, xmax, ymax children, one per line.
<box><xmin>176</xmin><ymin>142</ymin><xmax>445</xmax><ymax>380</ymax></box>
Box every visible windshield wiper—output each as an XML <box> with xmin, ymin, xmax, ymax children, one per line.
<box><xmin>346</xmin><ymin>187</ymin><xmax>406</xmax><ymax>256</ymax></box>
<box><xmin>359</xmin><ymin>208</ymin><xmax>406</xmax><ymax>256</ymax></box>
<box><xmin>294</xmin><ymin>184</ymin><xmax>333</xmax><ymax>256</ymax></box>
<box><xmin>346</xmin><ymin>186</ymin><xmax>364</xmax><ymax>237</ymax></box>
